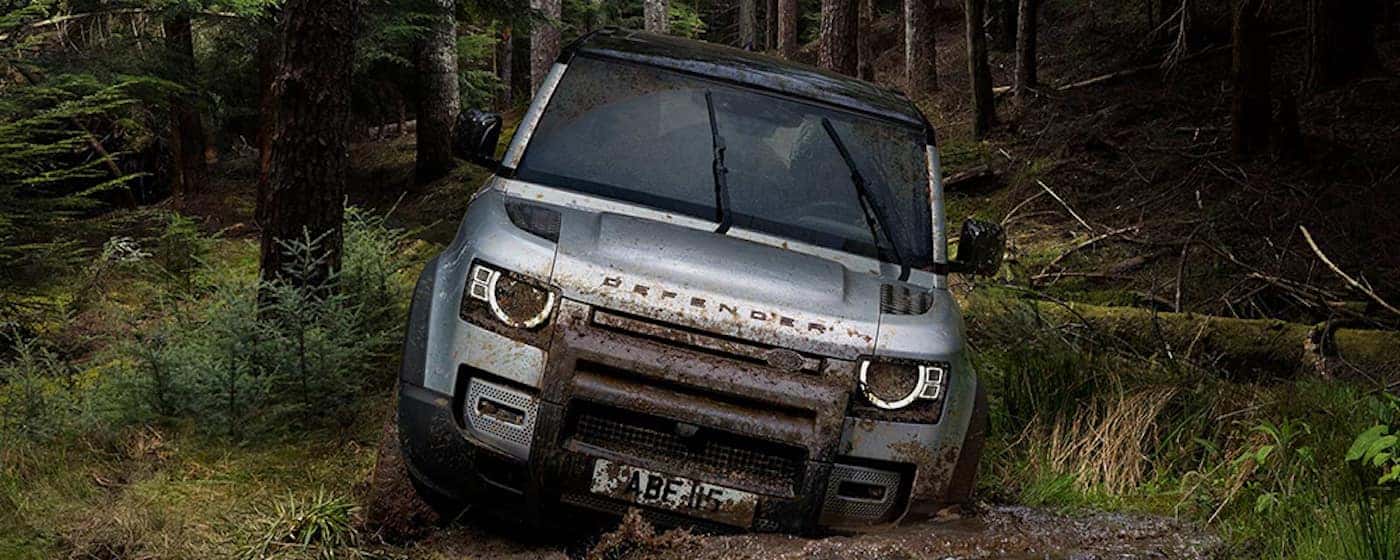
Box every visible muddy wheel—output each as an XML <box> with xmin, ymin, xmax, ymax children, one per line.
<box><xmin>944</xmin><ymin>379</ymin><xmax>988</xmax><ymax>505</ymax></box>
<box><xmin>364</xmin><ymin>410</ymin><xmax>445</xmax><ymax>543</ymax></box>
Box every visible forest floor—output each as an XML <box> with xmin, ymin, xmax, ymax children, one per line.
<box><xmin>4</xmin><ymin>1</ymin><xmax>1400</xmax><ymax>558</ymax></box>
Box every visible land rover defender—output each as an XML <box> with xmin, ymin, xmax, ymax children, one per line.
<box><xmin>396</xmin><ymin>29</ymin><xmax>1006</xmax><ymax>534</ymax></box>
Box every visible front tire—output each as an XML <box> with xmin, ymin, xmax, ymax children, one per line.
<box><xmin>943</xmin><ymin>379</ymin><xmax>988</xmax><ymax>505</ymax></box>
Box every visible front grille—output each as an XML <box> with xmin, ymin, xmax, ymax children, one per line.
<box><xmin>591</xmin><ymin>309</ymin><xmax>823</xmax><ymax>373</ymax></box>
<box><xmin>569</xmin><ymin>403</ymin><xmax>806</xmax><ymax>495</ymax></box>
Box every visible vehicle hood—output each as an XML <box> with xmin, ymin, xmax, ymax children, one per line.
<box><xmin>551</xmin><ymin>209</ymin><xmax>883</xmax><ymax>360</ymax></box>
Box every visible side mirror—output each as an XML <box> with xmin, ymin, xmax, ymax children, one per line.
<box><xmin>453</xmin><ymin>109</ymin><xmax>503</xmax><ymax>169</ymax></box>
<box><xmin>952</xmin><ymin>219</ymin><xmax>1005</xmax><ymax>276</ymax></box>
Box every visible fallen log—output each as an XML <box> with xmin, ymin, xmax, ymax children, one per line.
<box><xmin>944</xmin><ymin>165</ymin><xmax>996</xmax><ymax>191</ymax></box>
<box><xmin>968</xmin><ymin>296</ymin><xmax>1400</xmax><ymax>379</ymax></box>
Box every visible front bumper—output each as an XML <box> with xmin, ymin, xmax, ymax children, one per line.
<box><xmin>398</xmin><ymin>297</ymin><xmax>980</xmax><ymax>534</ymax></box>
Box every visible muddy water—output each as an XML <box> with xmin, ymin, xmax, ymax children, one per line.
<box><xmin>396</xmin><ymin>505</ymin><xmax>1222</xmax><ymax>559</ymax></box>
<box><xmin>639</xmin><ymin>506</ymin><xmax>1224</xmax><ymax>559</ymax></box>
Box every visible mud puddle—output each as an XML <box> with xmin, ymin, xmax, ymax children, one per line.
<box><xmin>394</xmin><ymin>505</ymin><xmax>1222</xmax><ymax>560</ymax></box>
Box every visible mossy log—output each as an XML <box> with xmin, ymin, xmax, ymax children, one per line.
<box><xmin>973</xmin><ymin>297</ymin><xmax>1400</xmax><ymax>379</ymax></box>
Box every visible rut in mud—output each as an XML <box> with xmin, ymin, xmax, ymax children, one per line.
<box><xmin>384</xmin><ymin>506</ymin><xmax>1222</xmax><ymax>559</ymax></box>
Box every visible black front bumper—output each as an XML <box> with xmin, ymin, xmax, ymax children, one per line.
<box><xmin>397</xmin><ymin>380</ymin><xmax>847</xmax><ymax>534</ymax></box>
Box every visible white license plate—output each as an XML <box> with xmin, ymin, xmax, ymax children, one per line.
<box><xmin>589</xmin><ymin>458</ymin><xmax>758</xmax><ymax>526</ymax></box>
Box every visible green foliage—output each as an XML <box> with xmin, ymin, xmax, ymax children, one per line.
<box><xmin>1348</xmin><ymin>396</ymin><xmax>1400</xmax><ymax>488</ymax></box>
<box><xmin>0</xmin><ymin>334</ymin><xmax>76</xmax><ymax>440</ymax></box>
<box><xmin>238</xmin><ymin>490</ymin><xmax>363</xmax><ymax>560</ymax></box>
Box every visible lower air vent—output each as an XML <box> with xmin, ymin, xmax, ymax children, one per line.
<box><xmin>819</xmin><ymin>463</ymin><xmax>903</xmax><ymax>525</ymax></box>
<box><xmin>464</xmin><ymin>378</ymin><xmax>539</xmax><ymax>460</ymax></box>
<box><xmin>880</xmin><ymin>284</ymin><xmax>934</xmax><ymax>315</ymax></box>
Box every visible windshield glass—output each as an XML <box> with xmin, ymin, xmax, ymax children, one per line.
<box><xmin>514</xmin><ymin>56</ymin><xmax>933</xmax><ymax>268</ymax></box>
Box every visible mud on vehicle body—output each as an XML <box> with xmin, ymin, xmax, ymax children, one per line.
<box><xmin>397</xmin><ymin>28</ymin><xmax>1006</xmax><ymax>535</ymax></box>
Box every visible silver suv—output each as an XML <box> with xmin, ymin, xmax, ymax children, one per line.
<box><xmin>396</xmin><ymin>29</ymin><xmax>1005</xmax><ymax>534</ymax></box>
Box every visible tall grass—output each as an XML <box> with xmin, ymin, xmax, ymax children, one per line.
<box><xmin>968</xmin><ymin>292</ymin><xmax>1398</xmax><ymax>557</ymax></box>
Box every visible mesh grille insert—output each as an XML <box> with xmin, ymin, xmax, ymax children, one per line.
<box><xmin>819</xmin><ymin>463</ymin><xmax>903</xmax><ymax>525</ymax></box>
<box><xmin>465</xmin><ymin>378</ymin><xmax>539</xmax><ymax>459</ymax></box>
<box><xmin>570</xmin><ymin>403</ymin><xmax>805</xmax><ymax>495</ymax></box>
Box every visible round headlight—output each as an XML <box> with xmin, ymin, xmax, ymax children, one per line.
<box><xmin>487</xmin><ymin>272</ymin><xmax>556</xmax><ymax>329</ymax></box>
<box><xmin>859</xmin><ymin>360</ymin><xmax>924</xmax><ymax>410</ymax></box>
<box><xmin>469</xmin><ymin>264</ymin><xmax>557</xmax><ymax>329</ymax></box>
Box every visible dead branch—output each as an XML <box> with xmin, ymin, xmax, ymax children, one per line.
<box><xmin>1299</xmin><ymin>226</ymin><xmax>1400</xmax><ymax>317</ymax></box>
<box><xmin>1036</xmin><ymin>179</ymin><xmax>1094</xmax><ymax>231</ymax></box>
<box><xmin>1055</xmin><ymin>27</ymin><xmax>1304</xmax><ymax>92</ymax></box>
<box><xmin>1037</xmin><ymin>226</ymin><xmax>1139</xmax><ymax>278</ymax></box>
<box><xmin>945</xmin><ymin>165</ymin><xmax>996</xmax><ymax>191</ymax></box>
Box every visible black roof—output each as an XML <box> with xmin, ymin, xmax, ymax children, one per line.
<box><xmin>562</xmin><ymin>29</ymin><xmax>932</xmax><ymax>135</ymax></box>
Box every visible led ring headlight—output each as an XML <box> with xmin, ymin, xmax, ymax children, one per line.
<box><xmin>858</xmin><ymin>360</ymin><xmax>947</xmax><ymax>410</ymax></box>
<box><xmin>468</xmin><ymin>264</ymin><xmax>557</xmax><ymax>329</ymax></box>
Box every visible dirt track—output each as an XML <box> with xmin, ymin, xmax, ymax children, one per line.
<box><xmin>387</xmin><ymin>505</ymin><xmax>1223</xmax><ymax>559</ymax></box>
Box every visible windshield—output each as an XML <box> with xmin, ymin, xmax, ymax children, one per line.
<box><xmin>514</xmin><ymin>56</ymin><xmax>933</xmax><ymax>268</ymax></box>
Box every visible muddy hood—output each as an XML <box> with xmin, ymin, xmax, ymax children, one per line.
<box><xmin>551</xmin><ymin>211</ymin><xmax>883</xmax><ymax>360</ymax></box>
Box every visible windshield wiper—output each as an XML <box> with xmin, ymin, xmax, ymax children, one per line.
<box><xmin>705</xmin><ymin>91</ymin><xmax>733</xmax><ymax>234</ymax></box>
<box><xmin>820</xmin><ymin>118</ymin><xmax>909</xmax><ymax>281</ymax></box>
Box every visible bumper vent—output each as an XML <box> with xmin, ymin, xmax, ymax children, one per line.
<box><xmin>570</xmin><ymin>404</ymin><xmax>805</xmax><ymax>495</ymax></box>
<box><xmin>880</xmin><ymin>284</ymin><xmax>934</xmax><ymax>315</ymax></box>
<box><xmin>464</xmin><ymin>377</ymin><xmax>539</xmax><ymax>460</ymax></box>
<box><xmin>819</xmin><ymin>463</ymin><xmax>903</xmax><ymax>525</ymax></box>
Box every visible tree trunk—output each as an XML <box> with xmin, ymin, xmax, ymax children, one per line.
<box><xmin>1306</xmin><ymin>0</ymin><xmax>1378</xmax><ymax>91</ymax></box>
<box><xmin>258</xmin><ymin>0</ymin><xmax>357</xmax><ymax>287</ymax></box>
<box><xmin>766</xmin><ymin>0</ymin><xmax>780</xmax><ymax>49</ymax></box>
<box><xmin>905</xmin><ymin>0</ymin><xmax>937</xmax><ymax>95</ymax></box>
<box><xmin>994</xmin><ymin>0</ymin><xmax>1018</xmax><ymax>52</ymax></box>
<box><xmin>1231</xmin><ymin>0</ymin><xmax>1272</xmax><ymax>159</ymax></box>
<box><xmin>645</xmin><ymin>0</ymin><xmax>669</xmax><ymax>33</ymax></box>
<box><xmin>966</xmin><ymin>0</ymin><xmax>996</xmax><ymax>138</ymax></box>
<box><xmin>496</xmin><ymin>26</ymin><xmax>513</xmax><ymax>107</ymax></box>
<box><xmin>415</xmin><ymin>0</ymin><xmax>460</xmax><ymax>185</ymax></box>
<box><xmin>740</xmin><ymin>0</ymin><xmax>758</xmax><ymax>49</ymax></box>
<box><xmin>820</xmin><ymin>0</ymin><xmax>860</xmax><ymax>75</ymax></box>
<box><xmin>1014</xmin><ymin>0</ymin><xmax>1038</xmax><ymax>95</ymax></box>
<box><xmin>778</xmin><ymin>0</ymin><xmax>799</xmax><ymax>57</ymax></box>
<box><xmin>256</xmin><ymin>29</ymin><xmax>279</xmax><ymax>227</ymax></box>
<box><xmin>163</xmin><ymin>13</ymin><xmax>209</xmax><ymax>197</ymax></box>
<box><xmin>530</xmin><ymin>0</ymin><xmax>562</xmax><ymax>93</ymax></box>
<box><xmin>857</xmin><ymin>0</ymin><xmax>875</xmax><ymax>80</ymax></box>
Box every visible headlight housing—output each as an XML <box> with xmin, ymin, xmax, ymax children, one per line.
<box><xmin>467</xmin><ymin>263</ymin><xmax>557</xmax><ymax>329</ymax></box>
<box><xmin>858</xmin><ymin>359</ymin><xmax>947</xmax><ymax>411</ymax></box>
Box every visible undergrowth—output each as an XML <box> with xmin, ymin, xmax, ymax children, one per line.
<box><xmin>967</xmin><ymin>290</ymin><xmax>1400</xmax><ymax>558</ymax></box>
<box><xmin>0</xmin><ymin>207</ymin><xmax>417</xmax><ymax>559</ymax></box>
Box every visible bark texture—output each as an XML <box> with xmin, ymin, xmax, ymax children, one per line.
<box><xmin>819</xmin><ymin>0</ymin><xmax>860</xmax><ymax>75</ymax></box>
<box><xmin>1014</xmin><ymin>0</ymin><xmax>1038</xmax><ymax>94</ymax></box>
<box><xmin>778</xmin><ymin>0</ymin><xmax>799</xmax><ymax>57</ymax></box>
<box><xmin>496</xmin><ymin>26</ymin><xmax>513</xmax><ymax>107</ymax></box>
<box><xmin>256</xmin><ymin>29</ymin><xmax>279</xmax><ymax>226</ymax></box>
<box><xmin>259</xmin><ymin>0</ymin><xmax>357</xmax><ymax>286</ymax></box>
<box><xmin>532</xmin><ymin>0</ymin><xmax>562</xmax><ymax>92</ymax></box>
<box><xmin>645</xmin><ymin>0</ymin><xmax>669</xmax><ymax>33</ymax></box>
<box><xmin>766</xmin><ymin>0</ymin><xmax>780</xmax><ymax>49</ymax></box>
<box><xmin>1306</xmin><ymin>0</ymin><xmax>1378</xmax><ymax>90</ymax></box>
<box><xmin>164</xmin><ymin>13</ymin><xmax>209</xmax><ymax>197</ymax></box>
<box><xmin>905</xmin><ymin>0</ymin><xmax>937</xmax><ymax>95</ymax></box>
<box><xmin>857</xmin><ymin>0</ymin><xmax>875</xmax><ymax>80</ymax></box>
<box><xmin>966</xmin><ymin>0</ymin><xmax>996</xmax><ymax>138</ymax></box>
<box><xmin>415</xmin><ymin>0</ymin><xmax>460</xmax><ymax>185</ymax></box>
<box><xmin>740</xmin><ymin>0</ymin><xmax>758</xmax><ymax>49</ymax></box>
<box><xmin>1231</xmin><ymin>0</ymin><xmax>1272</xmax><ymax>158</ymax></box>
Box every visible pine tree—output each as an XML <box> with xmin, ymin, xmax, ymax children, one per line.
<box><xmin>414</xmin><ymin>0</ymin><xmax>460</xmax><ymax>185</ymax></box>
<box><xmin>820</xmin><ymin>0</ymin><xmax>860</xmax><ymax>75</ymax></box>
<box><xmin>259</xmin><ymin>0</ymin><xmax>358</xmax><ymax>287</ymax></box>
